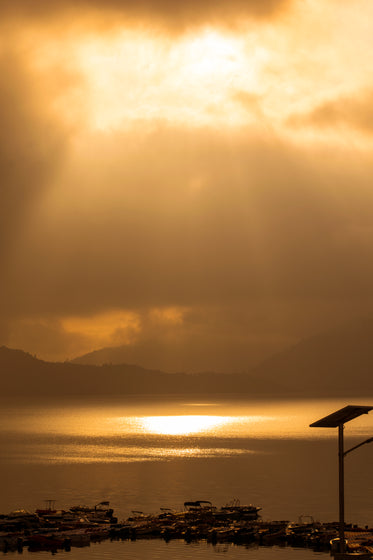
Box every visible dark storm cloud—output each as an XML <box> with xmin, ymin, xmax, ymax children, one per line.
<box><xmin>0</xmin><ymin>0</ymin><xmax>292</xmax><ymax>30</ymax></box>
<box><xmin>288</xmin><ymin>89</ymin><xmax>373</xmax><ymax>134</ymax></box>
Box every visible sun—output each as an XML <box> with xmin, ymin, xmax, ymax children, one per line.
<box><xmin>69</xmin><ymin>29</ymin><xmax>256</xmax><ymax>130</ymax></box>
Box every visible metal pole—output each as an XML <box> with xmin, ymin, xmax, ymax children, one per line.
<box><xmin>344</xmin><ymin>436</ymin><xmax>373</xmax><ymax>457</ymax></box>
<box><xmin>338</xmin><ymin>423</ymin><xmax>345</xmax><ymax>554</ymax></box>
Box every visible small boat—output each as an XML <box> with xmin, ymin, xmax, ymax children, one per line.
<box><xmin>7</xmin><ymin>510</ymin><xmax>38</xmax><ymax>520</ymax></box>
<box><xmin>216</xmin><ymin>498</ymin><xmax>261</xmax><ymax>520</ymax></box>
<box><xmin>286</xmin><ymin>515</ymin><xmax>318</xmax><ymax>538</ymax></box>
<box><xmin>35</xmin><ymin>500</ymin><xmax>57</xmax><ymax>516</ymax></box>
<box><xmin>184</xmin><ymin>500</ymin><xmax>214</xmax><ymax>511</ymax></box>
<box><xmin>69</xmin><ymin>502</ymin><xmax>116</xmax><ymax>523</ymax></box>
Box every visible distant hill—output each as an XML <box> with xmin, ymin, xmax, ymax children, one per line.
<box><xmin>250</xmin><ymin>318</ymin><xmax>373</xmax><ymax>396</ymax></box>
<box><xmin>0</xmin><ymin>346</ymin><xmax>279</xmax><ymax>400</ymax></box>
<box><xmin>1</xmin><ymin>319</ymin><xmax>373</xmax><ymax>400</ymax></box>
<box><xmin>71</xmin><ymin>345</ymin><xmax>157</xmax><ymax>367</ymax></box>
<box><xmin>71</xmin><ymin>318</ymin><xmax>373</xmax><ymax>398</ymax></box>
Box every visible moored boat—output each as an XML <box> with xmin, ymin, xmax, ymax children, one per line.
<box><xmin>216</xmin><ymin>498</ymin><xmax>261</xmax><ymax>520</ymax></box>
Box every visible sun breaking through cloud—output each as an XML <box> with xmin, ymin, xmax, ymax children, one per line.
<box><xmin>1</xmin><ymin>0</ymin><xmax>373</xmax><ymax>371</ymax></box>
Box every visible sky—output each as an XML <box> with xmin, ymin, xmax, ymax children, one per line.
<box><xmin>1</xmin><ymin>0</ymin><xmax>373</xmax><ymax>372</ymax></box>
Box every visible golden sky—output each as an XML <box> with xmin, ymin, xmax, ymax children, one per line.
<box><xmin>1</xmin><ymin>0</ymin><xmax>373</xmax><ymax>371</ymax></box>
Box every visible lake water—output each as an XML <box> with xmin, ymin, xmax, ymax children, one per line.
<box><xmin>0</xmin><ymin>396</ymin><xmax>372</xmax><ymax>559</ymax></box>
<box><xmin>13</xmin><ymin>538</ymin><xmax>330</xmax><ymax>559</ymax></box>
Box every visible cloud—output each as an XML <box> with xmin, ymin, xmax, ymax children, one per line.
<box><xmin>3</xmin><ymin>126</ymin><xmax>373</xmax><ymax>342</ymax></box>
<box><xmin>0</xmin><ymin>0</ymin><xmax>292</xmax><ymax>32</ymax></box>
<box><xmin>0</xmin><ymin>44</ymin><xmax>74</xmax><ymax>355</ymax></box>
<box><xmin>231</xmin><ymin>90</ymin><xmax>265</xmax><ymax>120</ymax></box>
<box><xmin>6</xmin><ymin>318</ymin><xmax>89</xmax><ymax>362</ymax></box>
<box><xmin>0</xmin><ymin>48</ymin><xmax>69</xmax><ymax>264</ymax></box>
<box><xmin>287</xmin><ymin>89</ymin><xmax>373</xmax><ymax>134</ymax></box>
<box><xmin>2</xmin><ymin>1</ymin><xmax>373</xmax><ymax>370</ymax></box>
<box><xmin>5</xmin><ymin>304</ymin><xmax>300</xmax><ymax>371</ymax></box>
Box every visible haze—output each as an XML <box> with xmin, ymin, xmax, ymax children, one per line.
<box><xmin>2</xmin><ymin>0</ymin><xmax>373</xmax><ymax>373</ymax></box>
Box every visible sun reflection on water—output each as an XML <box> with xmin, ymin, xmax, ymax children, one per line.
<box><xmin>5</xmin><ymin>442</ymin><xmax>253</xmax><ymax>464</ymax></box>
<box><xmin>2</xmin><ymin>399</ymin><xmax>372</xmax><ymax>440</ymax></box>
<box><xmin>140</xmin><ymin>415</ymin><xmax>232</xmax><ymax>435</ymax></box>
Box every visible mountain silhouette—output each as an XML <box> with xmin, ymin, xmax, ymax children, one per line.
<box><xmin>250</xmin><ymin>317</ymin><xmax>373</xmax><ymax>396</ymax></box>
<box><xmin>0</xmin><ymin>346</ymin><xmax>276</xmax><ymax>399</ymax></box>
<box><xmin>1</xmin><ymin>318</ymin><xmax>373</xmax><ymax>400</ymax></box>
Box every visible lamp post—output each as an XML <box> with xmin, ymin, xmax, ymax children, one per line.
<box><xmin>310</xmin><ymin>405</ymin><xmax>373</xmax><ymax>558</ymax></box>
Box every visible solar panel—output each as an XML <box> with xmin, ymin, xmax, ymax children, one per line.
<box><xmin>310</xmin><ymin>405</ymin><xmax>373</xmax><ymax>428</ymax></box>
